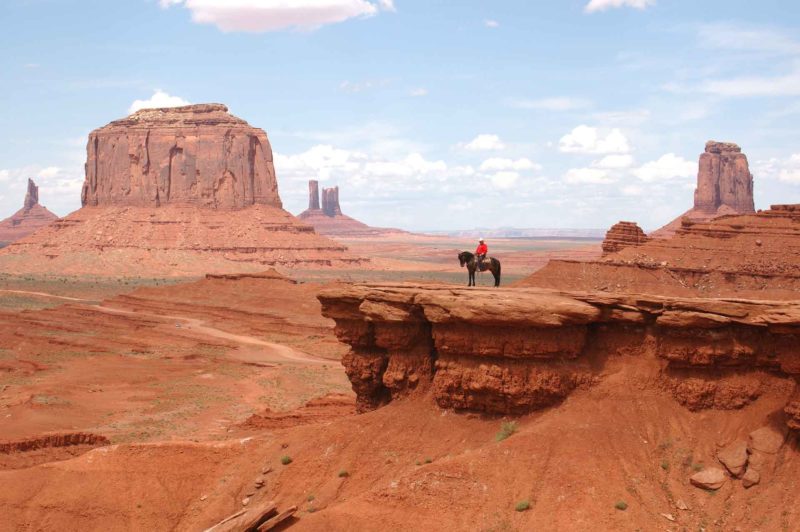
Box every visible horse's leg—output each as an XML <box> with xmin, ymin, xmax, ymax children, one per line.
<box><xmin>493</xmin><ymin>268</ymin><xmax>500</xmax><ymax>287</ymax></box>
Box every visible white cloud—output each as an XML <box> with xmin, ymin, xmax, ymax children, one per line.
<box><xmin>558</xmin><ymin>125</ymin><xmax>630</xmax><ymax>154</ymax></box>
<box><xmin>488</xmin><ymin>171</ymin><xmax>519</xmax><ymax>189</ymax></box>
<box><xmin>0</xmin><ymin>170</ymin><xmax>9</xmax><ymax>182</ymax></box>
<box><xmin>621</xmin><ymin>184</ymin><xmax>644</xmax><ymax>196</ymax></box>
<box><xmin>632</xmin><ymin>153</ymin><xmax>696</xmax><ymax>182</ymax></box>
<box><xmin>463</xmin><ymin>134</ymin><xmax>506</xmax><ymax>152</ymax></box>
<box><xmin>161</xmin><ymin>0</ymin><xmax>394</xmax><ymax>32</ymax></box>
<box><xmin>593</xmin><ymin>154</ymin><xmax>634</xmax><ymax>169</ymax></box>
<box><xmin>409</xmin><ymin>87</ymin><xmax>428</xmax><ymax>97</ymax></box>
<box><xmin>484</xmin><ymin>19</ymin><xmax>499</xmax><ymax>28</ymax></box>
<box><xmin>584</xmin><ymin>0</ymin><xmax>655</xmax><ymax>13</ymax></box>
<box><xmin>563</xmin><ymin>168</ymin><xmax>615</xmax><ymax>184</ymax></box>
<box><xmin>510</xmin><ymin>97</ymin><xmax>591</xmax><ymax>112</ymax></box>
<box><xmin>755</xmin><ymin>154</ymin><xmax>800</xmax><ymax>184</ymax></box>
<box><xmin>479</xmin><ymin>158</ymin><xmax>541</xmax><ymax>172</ymax></box>
<box><xmin>129</xmin><ymin>89</ymin><xmax>190</xmax><ymax>113</ymax></box>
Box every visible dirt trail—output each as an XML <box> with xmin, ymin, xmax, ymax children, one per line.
<box><xmin>1</xmin><ymin>287</ymin><xmax>325</xmax><ymax>365</ymax></box>
<box><xmin>0</xmin><ymin>289</ymin><xmax>92</xmax><ymax>302</ymax></box>
<box><xmin>95</xmin><ymin>305</ymin><xmax>328</xmax><ymax>365</ymax></box>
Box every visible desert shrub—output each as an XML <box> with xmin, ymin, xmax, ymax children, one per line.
<box><xmin>338</xmin><ymin>470</ymin><xmax>349</xmax><ymax>478</ymax></box>
<box><xmin>424</xmin><ymin>457</ymin><xmax>432</xmax><ymax>464</ymax></box>
<box><xmin>280</xmin><ymin>455</ymin><xmax>292</xmax><ymax>465</ymax></box>
<box><xmin>515</xmin><ymin>500</ymin><xmax>530</xmax><ymax>512</ymax></box>
<box><xmin>496</xmin><ymin>421</ymin><xmax>518</xmax><ymax>442</ymax></box>
<box><xmin>660</xmin><ymin>460</ymin><xmax>669</xmax><ymax>471</ymax></box>
<box><xmin>615</xmin><ymin>501</ymin><xmax>628</xmax><ymax>511</ymax></box>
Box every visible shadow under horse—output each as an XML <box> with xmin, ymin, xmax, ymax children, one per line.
<box><xmin>458</xmin><ymin>251</ymin><xmax>501</xmax><ymax>287</ymax></box>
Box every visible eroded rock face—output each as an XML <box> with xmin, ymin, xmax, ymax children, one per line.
<box><xmin>695</xmin><ymin>141</ymin><xmax>754</xmax><ymax>215</ymax></box>
<box><xmin>321</xmin><ymin>186</ymin><xmax>341</xmax><ymax>217</ymax></box>
<box><xmin>319</xmin><ymin>284</ymin><xmax>800</xmax><ymax>422</ymax></box>
<box><xmin>308</xmin><ymin>180</ymin><xmax>320</xmax><ymax>210</ymax></box>
<box><xmin>0</xmin><ymin>178</ymin><xmax>58</xmax><ymax>246</ymax></box>
<box><xmin>602</xmin><ymin>221</ymin><xmax>648</xmax><ymax>256</ymax></box>
<box><xmin>81</xmin><ymin>104</ymin><xmax>282</xmax><ymax>210</ymax></box>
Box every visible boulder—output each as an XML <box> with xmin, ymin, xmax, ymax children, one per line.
<box><xmin>601</xmin><ymin>221</ymin><xmax>648</xmax><ymax>255</ymax></box>
<box><xmin>742</xmin><ymin>467</ymin><xmax>760</xmax><ymax>488</ymax></box>
<box><xmin>690</xmin><ymin>467</ymin><xmax>727</xmax><ymax>490</ymax></box>
<box><xmin>717</xmin><ymin>439</ymin><xmax>748</xmax><ymax>477</ymax></box>
<box><xmin>748</xmin><ymin>426</ymin><xmax>786</xmax><ymax>454</ymax></box>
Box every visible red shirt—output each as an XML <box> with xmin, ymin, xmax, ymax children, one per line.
<box><xmin>475</xmin><ymin>243</ymin><xmax>488</xmax><ymax>255</ymax></box>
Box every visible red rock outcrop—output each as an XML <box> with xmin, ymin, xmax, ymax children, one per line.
<box><xmin>319</xmin><ymin>283</ymin><xmax>800</xmax><ymax>428</ymax></box>
<box><xmin>81</xmin><ymin>104</ymin><xmax>281</xmax><ymax>209</ymax></box>
<box><xmin>653</xmin><ymin>140</ymin><xmax>755</xmax><ymax>238</ymax></box>
<box><xmin>601</xmin><ymin>221</ymin><xmax>648</xmax><ymax>255</ymax></box>
<box><xmin>0</xmin><ymin>179</ymin><xmax>58</xmax><ymax>246</ymax></box>
<box><xmin>298</xmin><ymin>180</ymin><xmax>404</xmax><ymax>237</ymax></box>
<box><xmin>0</xmin><ymin>106</ymin><xmax>367</xmax><ymax>275</ymax></box>
<box><xmin>524</xmin><ymin>204</ymin><xmax>800</xmax><ymax>300</ymax></box>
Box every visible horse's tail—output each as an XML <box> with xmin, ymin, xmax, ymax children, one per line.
<box><xmin>493</xmin><ymin>258</ymin><xmax>501</xmax><ymax>287</ymax></box>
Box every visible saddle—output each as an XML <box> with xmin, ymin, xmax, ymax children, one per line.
<box><xmin>476</xmin><ymin>256</ymin><xmax>489</xmax><ymax>271</ymax></box>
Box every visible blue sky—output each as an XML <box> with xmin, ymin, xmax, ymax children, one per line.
<box><xmin>2</xmin><ymin>0</ymin><xmax>800</xmax><ymax>231</ymax></box>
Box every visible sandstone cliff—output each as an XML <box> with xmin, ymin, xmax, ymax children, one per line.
<box><xmin>0</xmin><ymin>179</ymin><xmax>58</xmax><ymax>246</ymax></box>
<box><xmin>81</xmin><ymin>104</ymin><xmax>281</xmax><ymax>210</ymax></box>
<box><xmin>298</xmin><ymin>180</ymin><xmax>403</xmax><ymax>237</ymax></box>
<box><xmin>319</xmin><ymin>283</ymin><xmax>800</xmax><ymax>432</ymax></box>
<box><xmin>653</xmin><ymin>140</ymin><xmax>755</xmax><ymax>238</ymax></box>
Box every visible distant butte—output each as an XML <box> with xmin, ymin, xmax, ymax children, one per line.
<box><xmin>0</xmin><ymin>104</ymin><xmax>366</xmax><ymax>274</ymax></box>
<box><xmin>298</xmin><ymin>179</ymin><xmax>405</xmax><ymax>237</ymax></box>
<box><xmin>652</xmin><ymin>140</ymin><xmax>755</xmax><ymax>238</ymax></box>
<box><xmin>0</xmin><ymin>178</ymin><xmax>58</xmax><ymax>247</ymax></box>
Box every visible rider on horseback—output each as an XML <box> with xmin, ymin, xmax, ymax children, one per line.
<box><xmin>475</xmin><ymin>238</ymin><xmax>488</xmax><ymax>271</ymax></box>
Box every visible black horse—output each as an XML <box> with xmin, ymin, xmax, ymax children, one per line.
<box><xmin>458</xmin><ymin>251</ymin><xmax>501</xmax><ymax>287</ymax></box>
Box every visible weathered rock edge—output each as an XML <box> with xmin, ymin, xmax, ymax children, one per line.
<box><xmin>318</xmin><ymin>284</ymin><xmax>800</xmax><ymax>426</ymax></box>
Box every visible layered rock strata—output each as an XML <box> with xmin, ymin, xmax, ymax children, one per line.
<box><xmin>298</xmin><ymin>180</ymin><xmax>403</xmax><ymax>237</ymax></box>
<box><xmin>0</xmin><ymin>179</ymin><xmax>58</xmax><ymax>246</ymax></box>
<box><xmin>653</xmin><ymin>140</ymin><xmax>755</xmax><ymax>237</ymax></box>
<box><xmin>525</xmin><ymin>204</ymin><xmax>800</xmax><ymax>300</ymax></box>
<box><xmin>319</xmin><ymin>284</ymin><xmax>800</xmax><ymax>428</ymax></box>
<box><xmin>81</xmin><ymin>104</ymin><xmax>281</xmax><ymax>209</ymax></box>
<box><xmin>601</xmin><ymin>221</ymin><xmax>648</xmax><ymax>255</ymax></box>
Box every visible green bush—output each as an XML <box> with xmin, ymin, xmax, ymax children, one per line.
<box><xmin>280</xmin><ymin>455</ymin><xmax>292</xmax><ymax>465</ymax></box>
<box><xmin>424</xmin><ymin>457</ymin><xmax>432</xmax><ymax>464</ymax></box>
<box><xmin>495</xmin><ymin>421</ymin><xmax>518</xmax><ymax>442</ymax></box>
<box><xmin>660</xmin><ymin>460</ymin><xmax>669</xmax><ymax>471</ymax></box>
<box><xmin>515</xmin><ymin>500</ymin><xmax>530</xmax><ymax>512</ymax></box>
<box><xmin>614</xmin><ymin>501</ymin><xmax>628</xmax><ymax>511</ymax></box>
<box><xmin>338</xmin><ymin>470</ymin><xmax>349</xmax><ymax>478</ymax></box>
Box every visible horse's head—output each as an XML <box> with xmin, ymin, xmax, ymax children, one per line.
<box><xmin>458</xmin><ymin>251</ymin><xmax>467</xmax><ymax>267</ymax></box>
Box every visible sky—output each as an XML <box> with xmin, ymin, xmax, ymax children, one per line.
<box><xmin>2</xmin><ymin>0</ymin><xmax>800</xmax><ymax>231</ymax></box>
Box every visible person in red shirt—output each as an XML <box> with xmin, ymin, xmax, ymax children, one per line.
<box><xmin>475</xmin><ymin>238</ymin><xmax>488</xmax><ymax>269</ymax></box>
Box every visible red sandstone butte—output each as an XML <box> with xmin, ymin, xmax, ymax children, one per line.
<box><xmin>81</xmin><ymin>103</ymin><xmax>281</xmax><ymax>210</ymax></box>
<box><xmin>298</xmin><ymin>180</ymin><xmax>404</xmax><ymax>237</ymax></box>
<box><xmin>653</xmin><ymin>140</ymin><xmax>755</xmax><ymax>238</ymax></box>
<box><xmin>0</xmin><ymin>178</ymin><xmax>58</xmax><ymax>246</ymax></box>
<box><xmin>601</xmin><ymin>221</ymin><xmax>648</xmax><ymax>255</ymax></box>
<box><xmin>0</xmin><ymin>105</ymin><xmax>366</xmax><ymax>275</ymax></box>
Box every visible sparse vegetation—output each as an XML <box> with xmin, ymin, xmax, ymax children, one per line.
<box><xmin>280</xmin><ymin>455</ymin><xmax>292</xmax><ymax>465</ymax></box>
<box><xmin>495</xmin><ymin>421</ymin><xmax>518</xmax><ymax>442</ymax></box>
<box><xmin>307</xmin><ymin>494</ymin><xmax>315</xmax><ymax>502</ymax></box>
<box><xmin>515</xmin><ymin>500</ymin><xmax>530</xmax><ymax>512</ymax></box>
<box><xmin>615</xmin><ymin>501</ymin><xmax>628</xmax><ymax>511</ymax></box>
<box><xmin>424</xmin><ymin>457</ymin><xmax>432</xmax><ymax>464</ymax></box>
<box><xmin>661</xmin><ymin>460</ymin><xmax>670</xmax><ymax>471</ymax></box>
<box><xmin>692</xmin><ymin>463</ymin><xmax>704</xmax><ymax>472</ymax></box>
<box><xmin>338</xmin><ymin>470</ymin><xmax>349</xmax><ymax>478</ymax></box>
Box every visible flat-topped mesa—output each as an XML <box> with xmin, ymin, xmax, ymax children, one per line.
<box><xmin>601</xmin><ymin>221</ymin><xmax>648</xmax><ymax>256</ymax></box>
<box><xmin>694</xmin><ymin>140</ymin><xmax>754</xmax><ymax>215</ymax></box>
<box><xmin>23</xmin><ymin>178</ymin><xmax>39</xmax><ymax>210</ymax></box>
<box><xmin>81</xmin><ymin>103</ymin><xmax>282</xmax><ymax>210</ymax></box>
<box><xmin>321</xmin><ymin>186</ymin><xmax>342</xmax><ymax>216</ymax></box>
